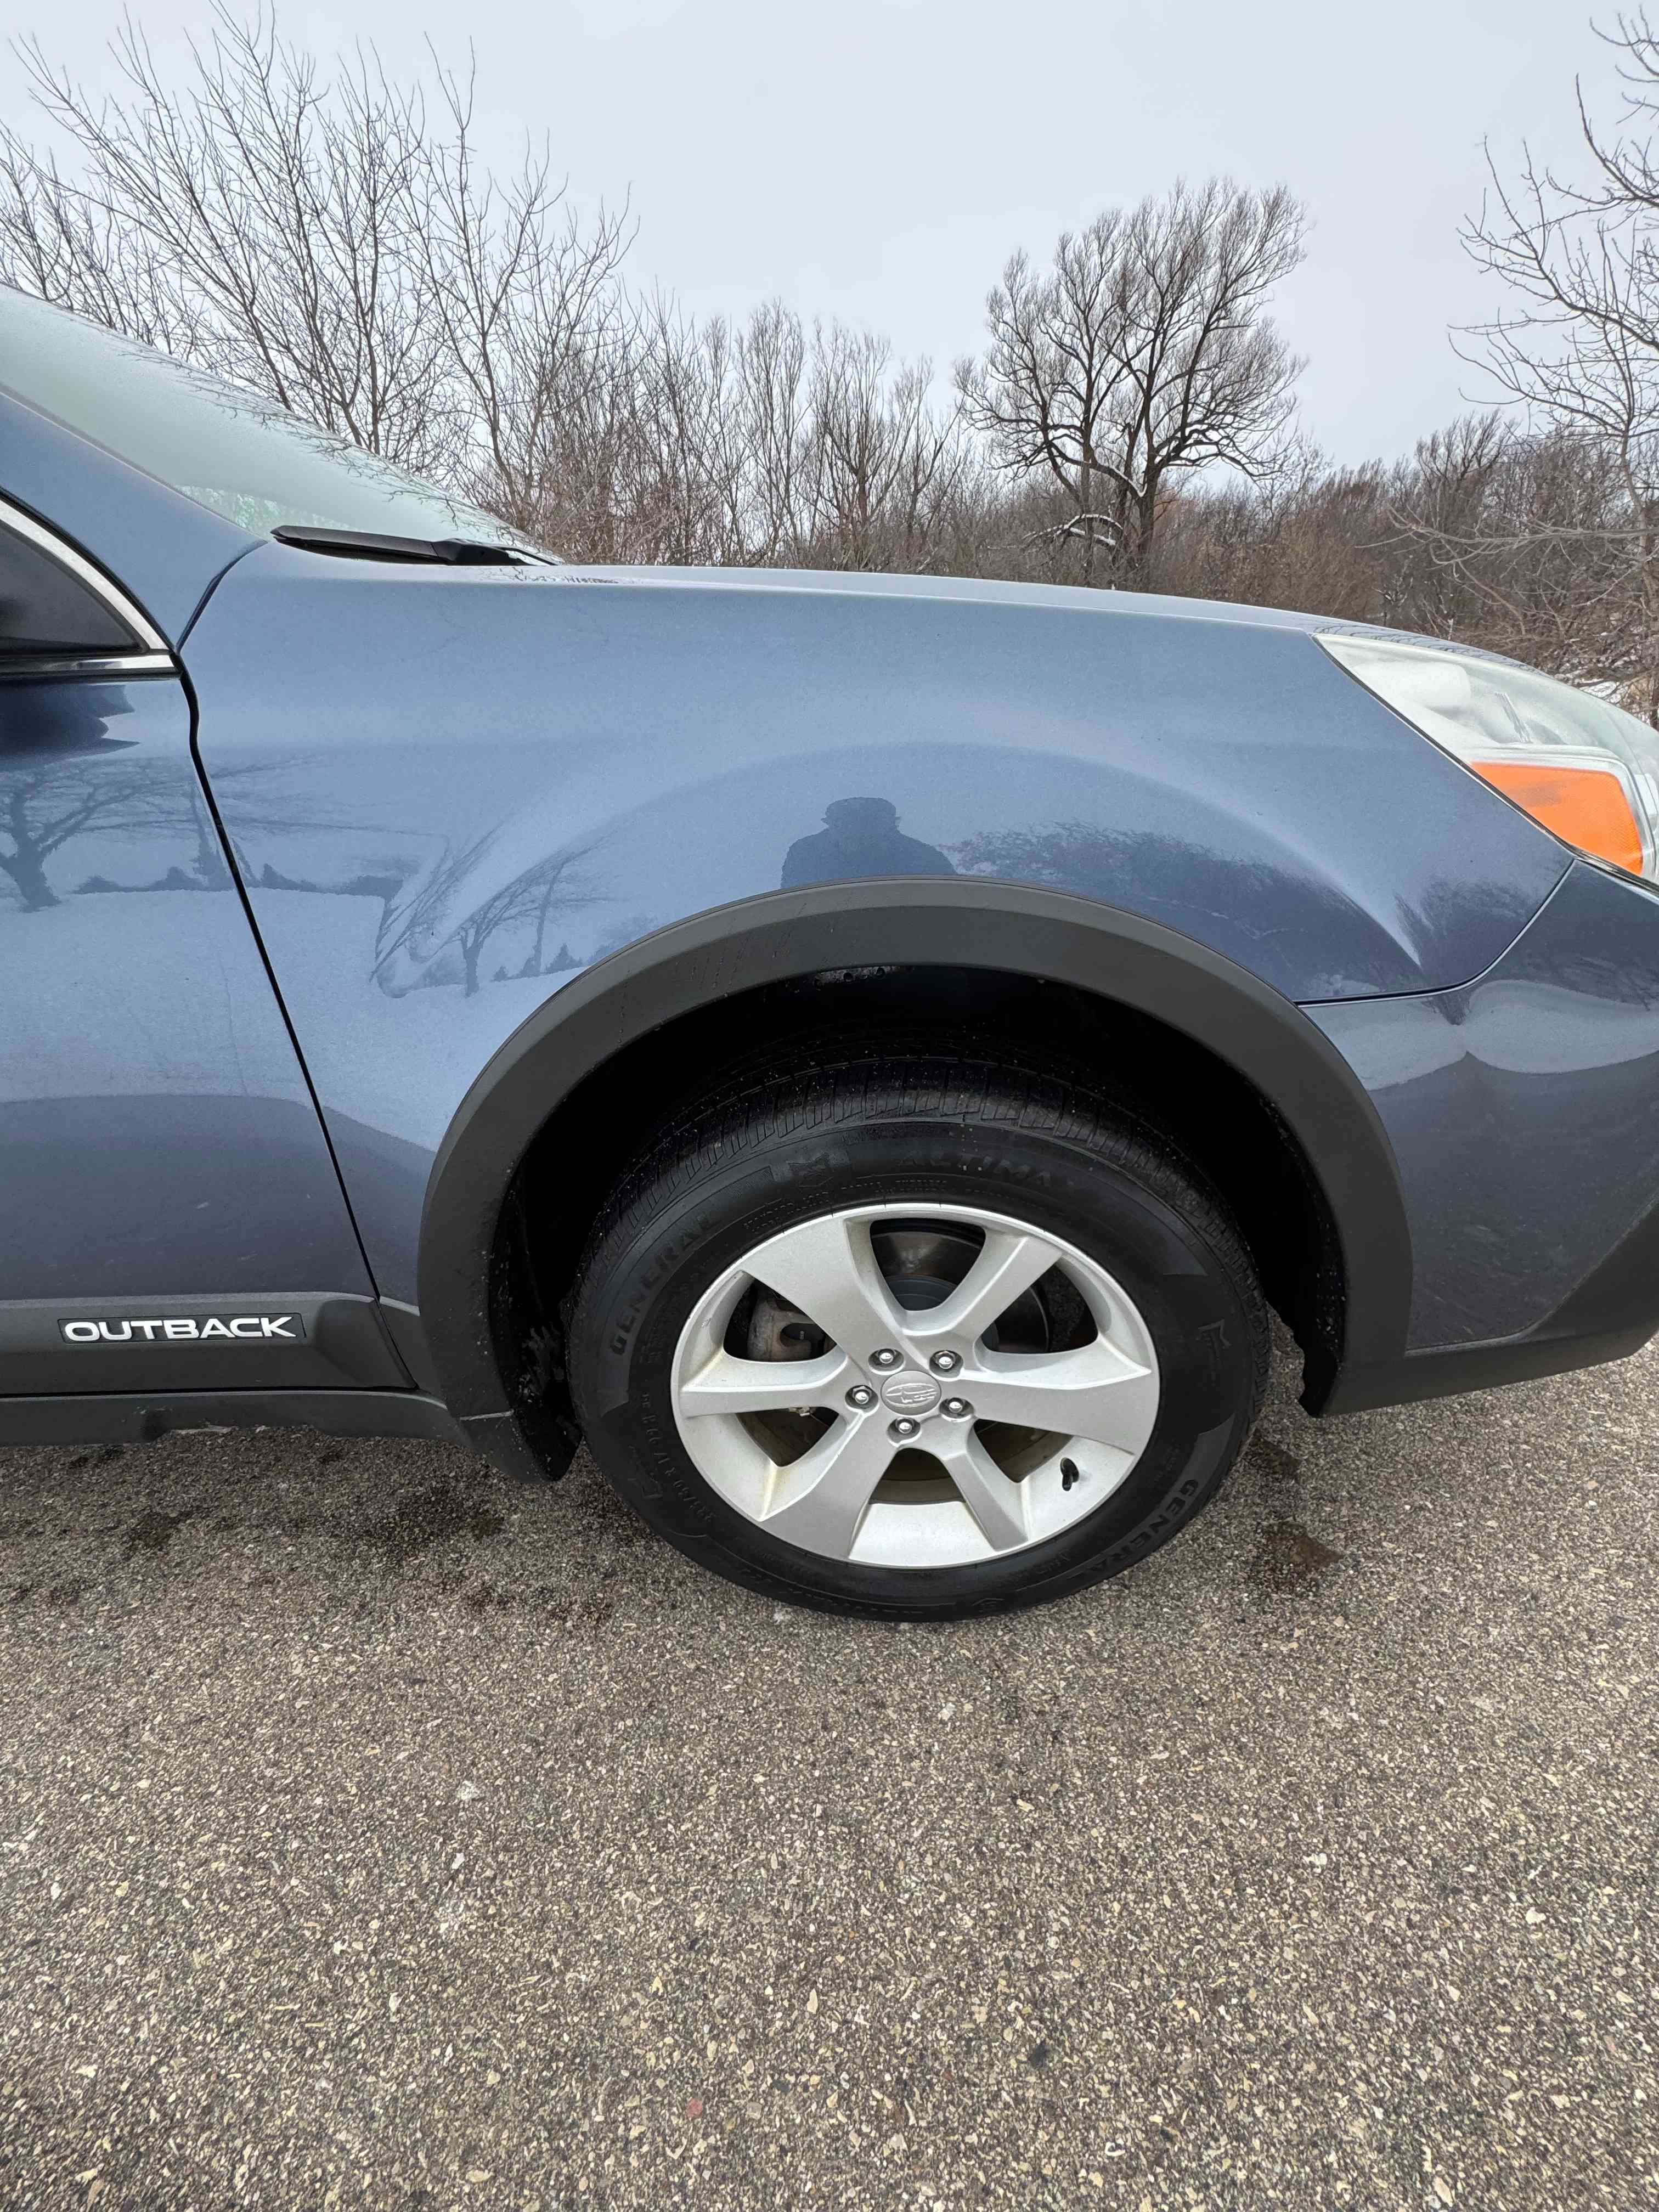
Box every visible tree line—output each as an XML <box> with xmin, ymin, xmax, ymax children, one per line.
<box><xmin>2</xmin><ymin>6</ymin><xmax>1656</xmax><ymax>707</ymax></box>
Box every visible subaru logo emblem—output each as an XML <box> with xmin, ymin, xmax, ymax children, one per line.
<box><xmin>879</xmin><ymin>1372</ymin><xmax>941</xmax><ymax>1415</ymax></box>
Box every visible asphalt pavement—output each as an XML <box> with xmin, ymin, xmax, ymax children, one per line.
<box><xmin>1</xmin><ymin>1330</ymin><xmax>1655</xmax><ymax>2210</ymax></box>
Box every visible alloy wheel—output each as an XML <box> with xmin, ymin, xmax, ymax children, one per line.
<box><xmin>670</xmin><ymin>1201</ymin><xmax>1161</xmax><ymax>1569</ymax></box>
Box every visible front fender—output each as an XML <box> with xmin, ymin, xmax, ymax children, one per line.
<box><xmin>183</xmin><ymin>551</ymin><xmax>1562</xmax><ymax>1301</ymax></box>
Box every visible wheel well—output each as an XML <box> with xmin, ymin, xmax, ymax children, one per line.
<box><xmin>495</xmin><ymin>964</ymin><xmax>1345</xmax><ymax>1442</ymax></box>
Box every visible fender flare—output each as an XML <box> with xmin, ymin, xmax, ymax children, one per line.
<box><xmin>417</xmin><ymin>879</ymin><xmax>1413</xmax><ymax>1452</ymax></box>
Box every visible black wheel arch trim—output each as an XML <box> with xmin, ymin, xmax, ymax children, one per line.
<box><xmin>416</xmin><ymin>880</ymin><xmax>1415</xmax><ymax>1447</ymax></box>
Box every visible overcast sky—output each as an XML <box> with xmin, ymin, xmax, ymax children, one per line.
<box><xmin>0</xmin><ymin>0</ymin><xmax>1625</xmax><ymax>464</ymax></box>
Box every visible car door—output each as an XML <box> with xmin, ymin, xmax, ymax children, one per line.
<box><xmin>0</xmin><ymin>496</ymin><xmax>408</xmax><ymax>1398</ymax></box>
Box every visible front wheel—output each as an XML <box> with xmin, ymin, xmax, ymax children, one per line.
<box><xmin>566</xmin><ymin>1054</ymin><xmax>1269</xmax><ymax>1619</ymax></box>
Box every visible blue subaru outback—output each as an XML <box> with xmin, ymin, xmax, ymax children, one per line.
<box><xmin>3</xmin><ymin>284</ymin><xmax>1656</xmax><ymax>1618</ymax></box>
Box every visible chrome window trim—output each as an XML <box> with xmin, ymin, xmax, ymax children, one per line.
<box><xmin>0</xmin><ymin>650</ymin><xmax>174</xmax><ymax>682</ymax></box>
<box><xmin>0</xmin><ymin>495</ymin><xmax>170</xmax><ymax>653</ymax></box>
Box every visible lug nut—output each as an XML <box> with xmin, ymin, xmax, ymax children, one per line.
<box><xmin>889</xmin><ymin>1417</ymin><xmax>921</xmax><ymax>1440</ymax></box>
<box><xmin>929</xmin><ymin>1350</ymin><xmax>961</xmax><ymax>1375</ymax></box>
<box><xmin>871</xmin><ymin>1347</ymin><xmax>902</xmax><ymax>1370</ymax></box>
<box><xmin>941</xmin><ymin>1397</ymin><xmax>973</xmax><ymax>1419</ymax></box>
<box><xmin>846</xmin><ymin>1384</ymin><xmax>876</xmax><ymax>1410</ymax></box>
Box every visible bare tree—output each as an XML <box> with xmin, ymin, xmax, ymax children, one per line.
<box><xmin>1</xmin><ymin>19</ymin><xmax>1304</xmax><ymax>594</ymax></box>
<box><xmin>27</xmin><ymin>11</ymin><xmax>1605</xmax><ymax>642</ymax></box>
<box><xmin>0</xmin><ymin>7</ymin><xmax>633</xmax><ymax>503</ymax></box>
<box><xmin>1428</xmin><ymin>10</ymin><xmax>1659</xmax><ymax>704</ymax></box>
<box><xmin>0</xmin><ymin>125</ymin><xmax>200</xmax><ymax>357</ymax></box>
<box><xmin>0</xmin><ymin>14</ymin><xmax>968</xmax><ymax>574</ymax></box>
<box><xmin>732</xmin><ymin>301</ymin><xmax>812</xmax><ymax>563</ymax></box>
<box><xmin>956</xmin><ymin>179</ymin><xmax>1307</xmax><ymax>584</ymax></box>
<box><xmin>419</xmin><ymin>64</ymin><xmax>634</xmax><ymax>540</ymax></box>
<box><xmin>2</xmin><ymin>9</ymin><xmax>460</xmax><ymax>471</ymax></box>
<box><xmin>623</xmin><ymin>296</ymin><xmax>746</xmax><ymax>565</ymax></box>
<box><xmin>586</xmin><ymin>300</ymin><xmax>972</xmax><ymax>572</ymax></box>
<box><xmin>803</xmin><ymin>326</ymin><xmax>972</xmax><ymax>571</ymax></box>
<box><xmin>1389</xmin><ymin>418</ymin><xmax>1633</xmax><ymax>674</ymax></box>
<box><xmin>1147</xmin><ymin>441</ymin><xmax>1387</xmax><ymax>623</ymax></box>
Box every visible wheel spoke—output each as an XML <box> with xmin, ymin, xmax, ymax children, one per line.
<box><xmin>965</xmin><ymin>1342</ymin><xmax>1159</xmax><ymax>1453</ymax></box>
<box><xmin>907</xmin><ymin>1228</ymin><xmax>1062</xmax><ymax>1346</ymax></box>
<box><xmin>758</xmin><ymin>1415</ymin><xmax>898</xmax><ymax>1559</ymax></box>
<box><xmin>929</xmin><ymin>1425</ymin><xmax>1030</xmax><ymax>1553</ymax></box>
<box><xmin>746</xmin><ymin>1214</ymin><xmax>904</xmax><ymax>1364</ymax></box>
<box><xmin>678</xmin><ymin>1347</ymin><xmax>850</xmax><ymax>1418</ymax></box>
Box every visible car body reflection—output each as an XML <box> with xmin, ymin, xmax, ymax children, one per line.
<box><xmin>782</xmin><ymin>797</ymin><xmax>955</xmax><ymax>887</ymax></box>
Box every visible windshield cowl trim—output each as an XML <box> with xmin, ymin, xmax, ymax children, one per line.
<box><xmin>270</xmin><ymin>523</ymin><xmax>543</xmax><ymax>567</ymax></box>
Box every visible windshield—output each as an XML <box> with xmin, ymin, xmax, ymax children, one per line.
<box><xmin>0</xmin><ymin>286</ymin><xmax>532</xmax><ymax>551</ymax></box>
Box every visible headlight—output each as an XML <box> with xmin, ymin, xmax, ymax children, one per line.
<box><xmin>1317</xmin><ymin>630</ymin><xmax>1659</xmax><ymax>883</ymax></box>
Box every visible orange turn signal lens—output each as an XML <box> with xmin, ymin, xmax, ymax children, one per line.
<box><xmin>1470</xmin><ymin>757</ymin><xmax>1646</xmax><ymax>876</ymax></box>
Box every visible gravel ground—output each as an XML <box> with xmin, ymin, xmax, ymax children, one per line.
<box><xmin>0</xmin><ymin>1333</ymin><xmax>1655</xmax><ymax>2211</ymax></box>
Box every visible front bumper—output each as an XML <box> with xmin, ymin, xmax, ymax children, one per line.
<box><xmin>1307</xmin><ymin>858</ymin><xmax>1659</xmax><ymax>1410</ymax></box>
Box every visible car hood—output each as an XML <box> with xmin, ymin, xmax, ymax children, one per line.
<box><xmin>540</xmin><ymin>560</ymin><xmax>1334</xmax><ymax>633</ymax></box>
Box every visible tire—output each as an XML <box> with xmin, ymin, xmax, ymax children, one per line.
<box><xmin>565</xmin><ymin>1051</ymin><xmax>1269</xmax><ymax>1620</ymax></box>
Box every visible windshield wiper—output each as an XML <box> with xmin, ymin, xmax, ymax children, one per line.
<box><xmin>271</xmin><ymin>524</ymin><xmax>543</xmax><ymax>566</ymax></box>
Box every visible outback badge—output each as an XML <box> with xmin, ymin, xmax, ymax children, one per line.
<box><xmin>59</xmin><ymin>1314</ymin><xmax>306</xmax><ymax>1344</ymax></box>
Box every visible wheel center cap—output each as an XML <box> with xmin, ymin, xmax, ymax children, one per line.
<box><xmin>879</xmin><ymin>1372</ymin><xmax>942</xmax><ymax>1416</ymax></box>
